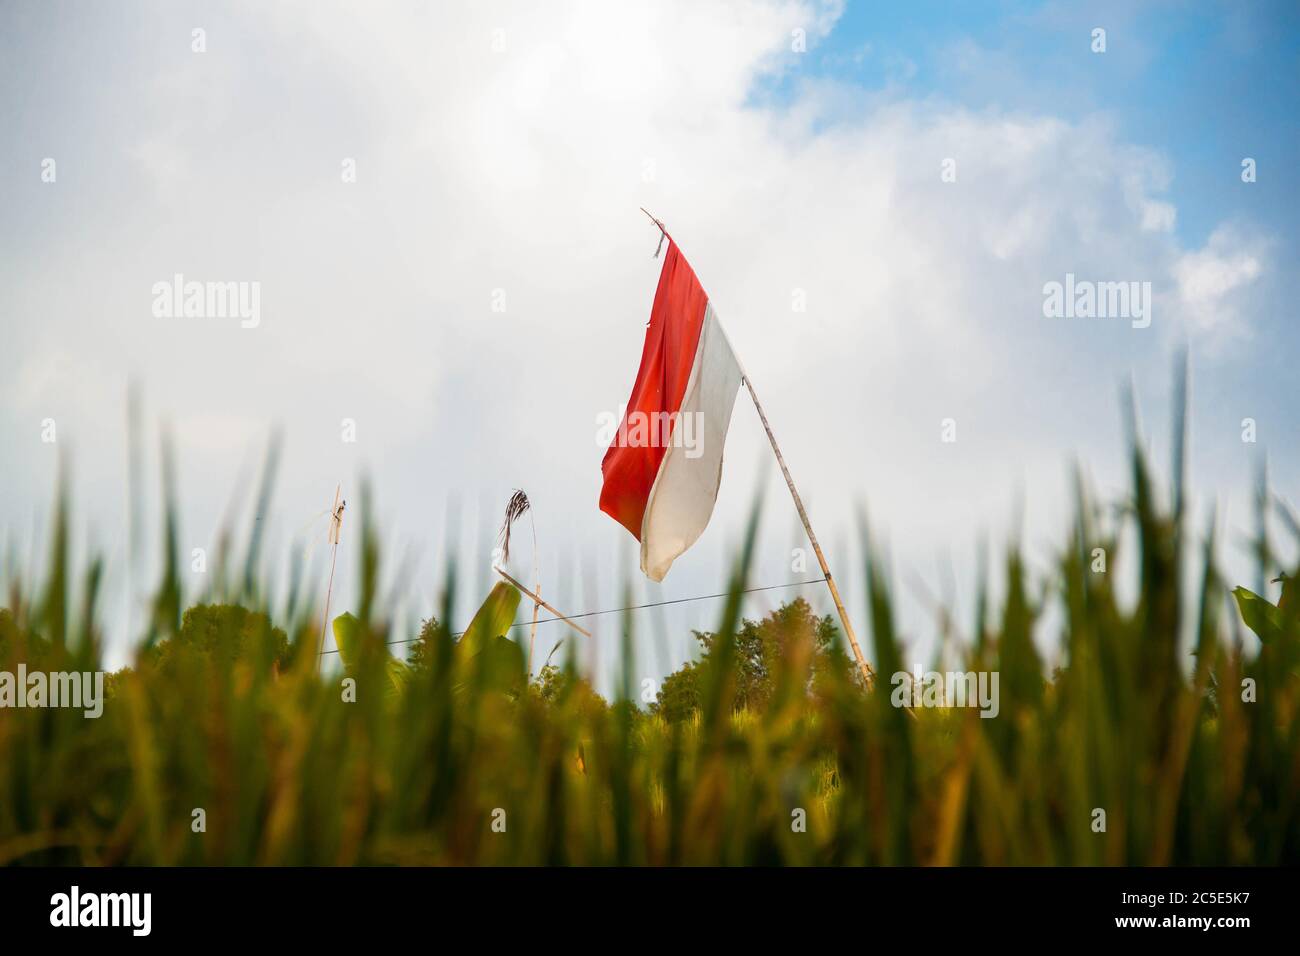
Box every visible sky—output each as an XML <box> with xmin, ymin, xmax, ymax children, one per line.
<box><xmin>1</xmin><ymin>0</ymin><xmax>1297</xmax><ymax>691</ymax></box>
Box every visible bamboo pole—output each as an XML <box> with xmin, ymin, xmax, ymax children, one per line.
<box><xmin>495</xmin><ymin>567</ymin><xmax>593</xmax><ymax>638</ymax></box>
<box><xmin>528</xmin><ymin>516</ymin><xmax>540</xmax><ymax>674</ymax></box>
<box><xmin>740</xmin><ymin>374</ymin><xmax>876</xmax><ymax>687</ymax></box>
<box><xmin>318</xmin><ymin>485</ymin><xmax>344</xmax><ymax>674</ymax></box>
<box><xmin>528</xmin><ymin>584</ymin><xmax>541</xmax><ymax>672</ymax></box>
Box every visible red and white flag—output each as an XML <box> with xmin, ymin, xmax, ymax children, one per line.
<box><xmin>600</xmin><ymin>236</ymin><xmax>744</xmax><ymax>581</ymax></box>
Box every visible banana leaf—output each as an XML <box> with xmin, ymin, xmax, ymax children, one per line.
<box><xmin>1232</xmin><ymin>587</ymin><xmax>1283</xmax><ymax>644</ymax></box>
<box><xmin>332</xmin><ymin>611</ymin><xmax>362</xmax><ymax>668</ymax></box>
<box><xmin>457</xmin><ymin>581</ymin><xmax>521</xmax><ymax>658</ymax></box>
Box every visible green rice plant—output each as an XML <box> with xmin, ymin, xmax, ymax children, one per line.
<box><xmin>0</xmin><ymin>383</ymin><xmax>1297</xmax><ymax>865</ymax></box>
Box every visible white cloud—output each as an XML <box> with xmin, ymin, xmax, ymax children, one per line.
<box><xmin>1174</xmin><ymin>226</ymin><xmax>1267</xmax><ymax>336</ymax></box>
<box><xmin>1139</xmin><ymin>200</ymin><xmax>1176</xmax><ymax>233</ymax></box>
<box><xmin>0</xmin><ymin>1</ymin><xmax>1283</xmax><ymax>677</ymax></box>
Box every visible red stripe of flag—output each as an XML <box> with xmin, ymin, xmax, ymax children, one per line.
<box><xmin>599</xmin><ymin>239</ymin><xmax>708</xmax><ymax>540</ymax></box>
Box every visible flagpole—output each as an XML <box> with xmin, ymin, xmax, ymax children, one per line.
<box><xmin>740</xmin><ymin>373</ymin><xmax>876</xmax><ymax>688</ymax></box>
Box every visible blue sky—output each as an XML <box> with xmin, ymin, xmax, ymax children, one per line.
<box><xmin>758</xmin><ymin>0</ymin><xmax>1300</xmax><ymax>556</ymax></box>
<box><xmin>770</xmin><ymin>0</ymin><xmax>1299</xmax><ymax>247</ymax></box>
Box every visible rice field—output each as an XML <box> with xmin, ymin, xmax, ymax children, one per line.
<box><xmin>1</xmin><ymin>395</ymin><xmax>1297</xmax><ymax>866</ymax></box>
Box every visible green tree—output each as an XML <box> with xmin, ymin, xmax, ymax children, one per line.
<box><xmin>407</xmin><ymin>616</ymin><xmax>442</xmax><ymax>672</ymax></box>
<box><xmin>531</xmin><ymin>663</ymin><xmax>608</xmax><ymax>716</ymax></box>
<box><xmin>0</xmin><ymin>608</ymin><xmax>53</xmax><ymax>665</ymax></box>
<box><xmin>652</xmin><ymin>659</ymin><xmax>701</xmax><ymax>722</ymax></box>
<box><xmin>652</xmin><ymin>598</ymin><xmax>855</xmax><ymax>721</ymax></box>
<box><xmin>147</xmin><ymin>603</ymin><xmax>289</xmax><ymax>669</ymax></box>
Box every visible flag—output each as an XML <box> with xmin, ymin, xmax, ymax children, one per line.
<box><xmin>600</xmin><ymin>236</ymin><xmax>743</xmax><ymax>581</ymax></box>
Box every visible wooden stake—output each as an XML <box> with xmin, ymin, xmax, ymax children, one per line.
<box><xmin>528</xmin><ymin>517</ymin><xmax>541</xmax><ymax>675</ymax></box>
<box><xmin>740</xmin><ymin>374</ymin><xmax>876</xmax><ymax>687</ymax></box>
<box><xmin>318</xmin><ymin>484</ymin><xmax>344</xmax><ymax>674</ymax></box>
<box><xmin>528</xmin><ymin>583</ymin><xmax>541</xmax><ymax>673</ymax></box>
<box><xmin>495</xmin><ymin>567</ymin><xmax>593</xmax><ymax>638</ymax></box>
<box><xmin>498</xmin><ymin>489</ymin><xmax>543</xmax><ymax>673</ymax></box>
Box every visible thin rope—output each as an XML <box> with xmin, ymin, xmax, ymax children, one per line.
<box><xmin>318</xmin><ymin>575</ymin><xmax>829</xmax><ymax>655</ymax></box>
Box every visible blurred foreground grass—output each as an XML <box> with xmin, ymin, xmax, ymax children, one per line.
<box><xmin>1</xmin><ymin>395</ymin><xmax>1298</xmax><ymax>865</ymax></box>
